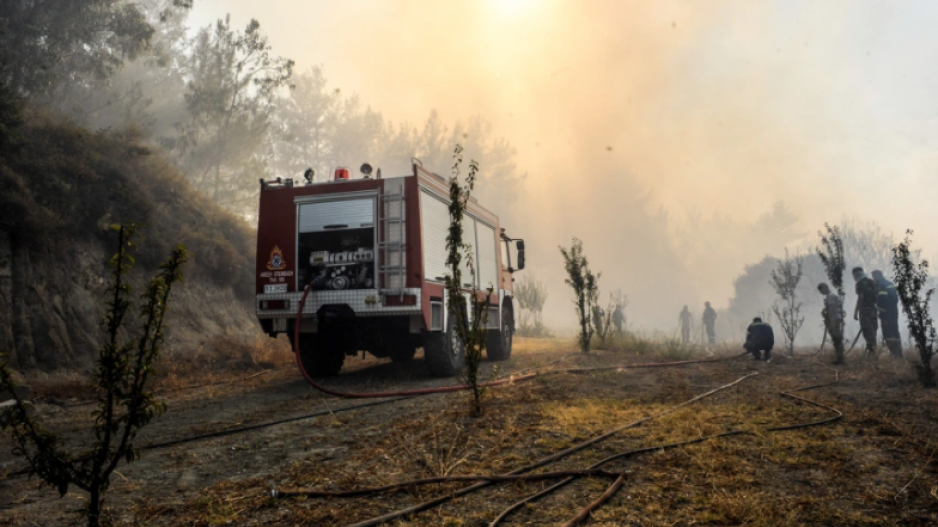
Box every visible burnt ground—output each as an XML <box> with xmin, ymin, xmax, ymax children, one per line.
<box><xmin>1</xmin><ymin>338</ymin><xmax>938</xmax><ymax>526</ymax></box>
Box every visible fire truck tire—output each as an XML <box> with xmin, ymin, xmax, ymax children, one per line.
<box><xmin>486</xmin><ymin>305</ymin><xmax>513</xmax><ymax>361</ymax></box>
<box><xmin>297</xmin><ymin>334</ymin><xmax>345</xmax><ymax>377</ymax></box>
<box><xmin>423</xmin><ymin>314</ymin><xmax>465</xmax><ymax>377</ymax></box>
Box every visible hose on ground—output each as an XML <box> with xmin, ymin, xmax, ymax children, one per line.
<box><xmin>559</xmin><ymin>474</ymin><xmax>625</xmax><ymax>527</ymax></box>
<box><xmin>272</xmin><ymin>372</ymin><xmax>844</xmax><ymax>527</ymax></box>
<box><xmin>51</xmin><ymin>369</ymin><xmax>277</xmax><ymax>409</ymax></box>
<box><xmin>1</xmin><ymin>396</ymin><xmax>412</xmax><ymax>481</ymax></box>
<box><xmin>496</xmin><ymin>375</ymin><xmax>843</xmax><ymax>526</ymax></box>
<box><xmin>291</xmin><ymin>282</ymin><xmax>745</xmax><ymax>399</ymax></box>
<box><xmin>138</xmin><ymin>396</ymin><xmax>409</xmax><ymax>451</ymax></box>
<box><xmin>272</xmin><ymin>468</ymin><xmax>624</xmax><ymax>499</ymax></box>
<box><xmin>276</xmin><ymin>372</ymin><xmax>757</xmax><ymax>527</ymax></box>
<box><xmin>490</xmin><ymin>430</ymin><xmax>749</xmax><ymax>526</ymax></box>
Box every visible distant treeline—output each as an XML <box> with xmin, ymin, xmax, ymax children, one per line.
<box><xmin>0</xmin><ymin>1</ymin><xmax>523</xmax><ymax>222</ymax></box>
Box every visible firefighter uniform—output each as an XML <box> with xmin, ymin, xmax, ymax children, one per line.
<box><xmin>612</xmin><ymin>304</ymin><xmax>625</xmax><ymax>334</ymax></box>
<box><xmin>744</xmin><ymin>318</ymin><xmax>775</xmax><ymax>361</ymax></box>
<box><xmin>679</xmin><ymin>306</ymin><xmax>692</xmax><ymax>344</ymax></box>
<box><xmin>592</xmin><ymin>305</ymin><xmax>605</xmax><ymax>332</ymax></box>
<box><xmin>822</xmin><ymin>291</ymin><xmax>845</xmax><ymax>364</ymax></box>
<box><xmin>856</xmin><ymin>275</ymin><xmax>879</xmax><ymax>356</ymax></box>
<box><xmin>702</xmin><ymin>303</ymin><xmax>717</xmax><ymax>345</ymax></box>
<box><xmin>875</xmin><ymin>275</ymin><xmax>902</xmax><ymax>358</ymax></box>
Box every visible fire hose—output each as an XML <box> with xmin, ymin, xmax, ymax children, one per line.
<box><xmin>273</xmin><ymin>372</ymin><xmax>760</xmax><ymax>527</ymax></box>
<box><xmin>272</xmin><ymin>373</ymin><xmax>844</xmax><ymax>527</ymax></box>
<box><xmin>291</xmin><ymin>282</ymin><xmax>745</xmax><ymax>399</ymax></box>
<box><xmin>0</xmin><ymin>288</ymin><xmax>740</xmax><ymax>483</ymax></box>
<box><xmin>845</xmin><ymin>327</ymin><xmax>864</xmax><ymax>356</ymax></box>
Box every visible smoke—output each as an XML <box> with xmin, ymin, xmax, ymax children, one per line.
<box><xmin>189</xmin><ymin>1</ymin><xmax>938</xmax><ymax>330</ymax></box>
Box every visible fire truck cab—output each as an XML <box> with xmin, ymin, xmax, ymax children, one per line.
<box><xmin>254</xmin><ymin>163</ymin><xmax>525</xmax><ymax>377</ymax></box>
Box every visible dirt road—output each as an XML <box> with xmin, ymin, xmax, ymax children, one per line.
<box><xmin>2</xmin><ymin>340</ymin><xmax>938</xmax><ymax>525</ymax></box>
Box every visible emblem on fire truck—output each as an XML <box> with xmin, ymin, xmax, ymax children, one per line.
<box><xmin>267</xmin><ymin>246</ymin><xmax>286</xmax><ymax>271</ymax></box>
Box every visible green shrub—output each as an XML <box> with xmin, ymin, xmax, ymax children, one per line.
<box><xmin>0</xmin><ymin>224</ymin><xmax>188</xmax><ymax>526</ymax></box>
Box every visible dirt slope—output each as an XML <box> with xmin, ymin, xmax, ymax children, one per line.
<box><xmin>0</xmin><ymin>112</ymin><xmax>259</xmax><ymax>370</ymax></box>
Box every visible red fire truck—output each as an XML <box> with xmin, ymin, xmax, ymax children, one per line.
<box><xmin>255</xmin><ymin>163</ymin><xmax>525</xmax><ymax>377</ymax></box>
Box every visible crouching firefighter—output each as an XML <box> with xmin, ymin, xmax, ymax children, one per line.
<box><xmin>744</xmin><ymin>317</ymin><xmax>775</xmax><ymax>361</ymax></box>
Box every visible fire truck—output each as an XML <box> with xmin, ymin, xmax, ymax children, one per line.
<box><xmin>254</xmin><ymin>162</ymin><xmax>525</xmax><ymax>377</ymax></box>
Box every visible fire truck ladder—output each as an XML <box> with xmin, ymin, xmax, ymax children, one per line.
<box><xmin>379</xmin><ymin>179</ymin><xmax>406</xmax><ymax>298</ymax></box>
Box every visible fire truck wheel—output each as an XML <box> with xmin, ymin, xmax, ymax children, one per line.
<box><xmin>297</xmin><ymin>334</ymin><xmax>345</xmax><ymax>377</ymax></box>
<box><xmin>485</xmin><ymin>306</ymin><xmax>513</xmax><ymax>361</ymax></box>
<box><xmin>423</xmin><ymin>314</ymin><xmax>465</xmax><ymax>377</ymax></box>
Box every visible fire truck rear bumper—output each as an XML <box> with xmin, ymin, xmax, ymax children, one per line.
<box><xmin>255</xmin><ymin>288</ymin><xmax>422</xmax><ymax>319</ymax></box>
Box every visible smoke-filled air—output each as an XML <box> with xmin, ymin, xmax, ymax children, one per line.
<box><xmin>5</xmin><ymin>1</ymin><xmax>938</xmax><ymax>525</ymax></box>
<box><xmin>184</xmin><ymin>0</ymin><xmax>938</xmax><ymax>335</ymax></box>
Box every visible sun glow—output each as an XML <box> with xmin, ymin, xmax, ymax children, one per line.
<box><xmin>490</xmin><ymin>0</ymin><xmax>539</xmax><ymax>17</ymax></box>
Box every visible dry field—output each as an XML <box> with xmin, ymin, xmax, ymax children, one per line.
<box><xmin>2</xmin><ymin>337</ymin><xmax>937</xmax><ymax>526</ymax></box>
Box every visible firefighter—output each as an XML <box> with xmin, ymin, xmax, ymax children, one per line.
<box><xmin>612</xmin><ymin>303</ymin><xmax>625</xmax><ymax>334</ymax></box>
<box><xmin>592</xmin><ymin>304</ymin><xmax>605</xmax><ymax>333</ymax></box>
<box><xmin>817</xmin><ymin>283</ymin><xmax>845</xmax><ymax>365</ymax></box>
<box><xmin>679</xmin><ymin>305</ymin><xmax>692</xmax><ymax>344</ymax></box>
<box><xmin>852</xmin><ymin>266</ymin><xmax>879</xmax><ymax>357</ymax></box>
<box><xmin>744</xmin><ymin>317</ymin><xmax>775</xmax><ymax>361</ymax></box>
<box><xmin>872</xmin><ymin>270</ymin><xmax>903</xmax><ymax>358</ymax></box>
<box><xmin>702</xmin><ymin>301</ymin><xmax>717</xmax><ymax>345</ymax></box>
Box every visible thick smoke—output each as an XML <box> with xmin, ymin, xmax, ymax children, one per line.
<box><xmin>189</xmin><ymin>1</ymin><xmax>938</xmax><ymax>332</ymax></box>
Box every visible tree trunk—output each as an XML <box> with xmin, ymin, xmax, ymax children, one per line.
<box><xmin>9</xmin><ymin>235</ymin><xmax>35</xmax><ymax>369</ymax></box>
<box><xmin>919</xmin><ymin>352</ymin><xmax>935</xmax><ymax>388</ymax></box>
<box><xmin>87</xmin><ymin>486</ymin><xmax>101</xmax><ymax>527</ymax></box>
<box><xmin>212</xmin><ymin>163</ymin><xmax>220</xmax><ymax>202</ymax></box>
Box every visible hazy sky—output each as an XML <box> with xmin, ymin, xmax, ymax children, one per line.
<box><xmin>189</xmin><ymin>1</ymin><xmax>938</xmax><ymax>329</ymax></box>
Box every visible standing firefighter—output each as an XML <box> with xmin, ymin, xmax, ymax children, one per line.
<box><xmin>612</xmin><ymin>303</ymin><xmax>625</xmax><ymax>334</ymax></box>
<box><xmin>592</xmin><ymin>304</ymin><xmax>605</xmax><ymax>334</ymax></box>
<box><xmin>872</xmin><ymin>270</ymin><xmax>903</xmax><ymax>358</ymax></box>
<box><xmin>744</xmin><ymin>317</ymin><xmax>775</xmax><ymax>361</ymax></box>
<box><xmin>852</xmin><ymin>266</ymin><xmax>879</xmax><ymax>357</ymax></box>
<box><xmin>679</xmin><ymin>305</ymin><xmax>693</xmax><ymax>344</ymax></box>
<box><xmin>818</xmin><ymin>283</ymin><xmax>845</xmax><ymax>365</ymax></box>
<box><xmin>702</xmin><ymin>301</ymin><xmax>717</xmax><ymax>345</ymax></box>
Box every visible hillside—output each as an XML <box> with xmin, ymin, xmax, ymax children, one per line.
<box><xmin>0</xmin><ymin>109</ymin><xmax>260</xmax><ymax>371</ymax></box>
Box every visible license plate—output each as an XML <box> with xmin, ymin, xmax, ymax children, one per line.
<box><xmin>264</xmin><ymin>284</ymin><xmax>288</xmax><ymax>294</ymax></box>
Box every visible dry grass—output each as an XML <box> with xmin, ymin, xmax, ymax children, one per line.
<box><xmin>23</xmin><ymin>371</ymin><xmax>94</xmax><ymax>401</ymax></box>
<box><xmin>9</xmin><ymin>337</ymin><xmax>938</xmax><ymax>525</ymax></box>
<box><xmin>123</xmin><ymin>340</ymin><xmax>938</xmax><ymax>525</ymax></box>
<box><xmin>512</xmin><ymin>336</ymin><xmax>579</xmax><ymax>355</ymax></box>
<box><xmin>153</xmin><ymin>333</ymin><xmax>293</xmax><ymax>391</ymax></box>
<box><xmin>21</xmin><ymin>333</ymin><xmax>292</xmax><ymax>403</ymax></box>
